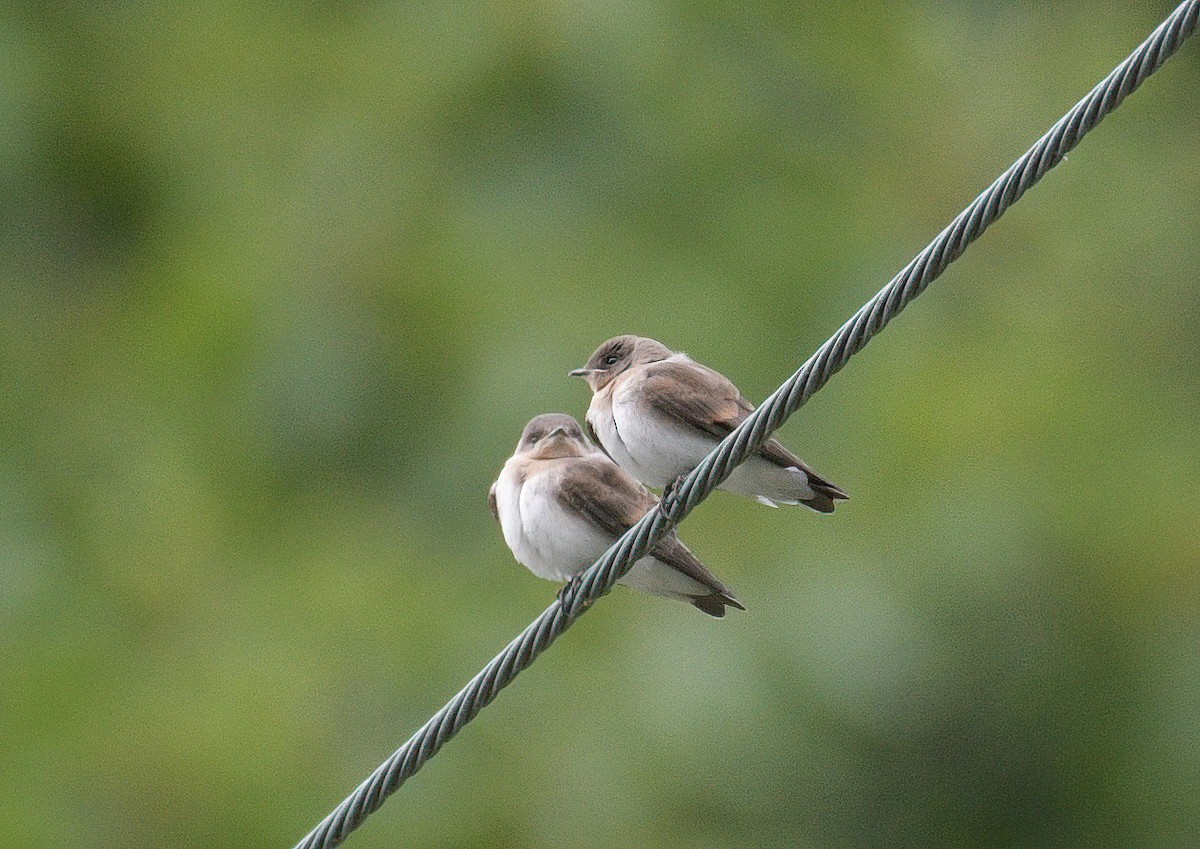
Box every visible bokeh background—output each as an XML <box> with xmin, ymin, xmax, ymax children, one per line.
<box><xmin>3</xmin><ymin>2</ymin><xmax>1198</xmax><ymax>848</ymax></box>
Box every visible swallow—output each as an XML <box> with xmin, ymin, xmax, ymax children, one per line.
<box><xmin>490</xmin><ymin>413</ymin><xmax>744</xmax><ymax>616</ymax></box>
<box><xmin>571</xmin><ymin>335</ymin><xmax>847</xmax><ymax>510</ymax></box>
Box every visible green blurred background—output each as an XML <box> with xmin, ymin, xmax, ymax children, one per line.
<box><xmin>2</xmin><ymin>2</ymin><xmax>1198</xmax><ymax>847</ymax></box>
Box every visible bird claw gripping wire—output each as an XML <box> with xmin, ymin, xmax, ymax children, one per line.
<box><xmin>556</xmin><ymin>574</ymin><xmax>589</xmax><ymax>612</ymax></box>
<box><xmin>659</xmin><ymin>474</ymin><xmax>689</xmax><ymax>518</ymax></box>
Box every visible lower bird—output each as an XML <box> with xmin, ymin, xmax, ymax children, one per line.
<box><xmin>490</xmin><ymin>413</ymin><xmax>744</xmax><ymax>617</ymax></box>
<box><xmin>570</xmin><ymin>335</ymin><xmax>848</xmax><ymax>511</ymax></box>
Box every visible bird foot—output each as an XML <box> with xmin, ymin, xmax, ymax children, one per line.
<box><xmin>661</xmin><ymin>474</ymin><xmax>688</xmax><ymax>510</ymax></box>
<box><xmin>557</xmin><ymin>574</ymin><xmax>589</xmax><ymax>610</ymax></box>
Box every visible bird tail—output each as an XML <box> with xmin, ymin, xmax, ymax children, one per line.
<box><xmin>798</xmin><ymin>470</ymin><xmax>849</xmax><ymax>514</ymax></box>
<box><xmin>725</xmin><ymin>457</ymin><xmax>849</xmax><ymax>512</ymax></box>
<box><xmin>690</xmin><ymin>590</ymin><xmax>747</xmax><ymax>618</ymax></box>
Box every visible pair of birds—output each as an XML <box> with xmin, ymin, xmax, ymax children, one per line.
<box><xmin>489</xmin><ymin>335</ymin><xmax>848</xmax><ymax>617</ymax></box>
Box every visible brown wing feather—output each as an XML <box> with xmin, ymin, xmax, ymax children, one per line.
<box><xmin>650</xmin><ymin>533</ymin><xmax>745</xmax><ymax>613</ymax></box>
<box><xmin>555</xmin><ymin>457</ymin><xmax>656</xmax><ymax>538</ymax></box>
<box><xmin>639</xmin><ymin>361</ymin><xmax>804</xmax><ymax>468</ymax></box>
<box><xmin>639</xmin><ymin>360</ymin><xmax>746</xmax><ymax>440</ymax></box>
<box><xmin>487</xmin><ymin>482</ymin><xmax>499</xmax><ymax>521</ymax></box>
<box><xmin>641</xmin><ymin>360</ymin><xmax>848</xmax><ymax>502</ymax></box>
<box><xmin>584</xmin><ymin>417</ymin><xmax>614</xmax><ymax>462</ymax></box>
<box><xmin>556</xmin><ymin>456</ymin><xmax>744</xmax><ymax>610</ymax></box>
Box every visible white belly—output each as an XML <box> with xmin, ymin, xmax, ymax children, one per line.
<box><xmin>494</xmin><ymin>459</ymin><xmax>708</xmax><ymax>599</ymax></box>
<box><xmin>494</xmin><ymin>463</ymin><xmax>614</xmax><ymax>582</ymax></box>
<box><xmin>597</xmin><ymin>388</ymin><xmax>715</xmax><ymax>488</ymax></box>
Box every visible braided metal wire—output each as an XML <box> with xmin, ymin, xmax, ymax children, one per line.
<box><xmin>293</xmin><ymin>3</ymin><xmax>1198</xmax><ymax>847</ymax></box>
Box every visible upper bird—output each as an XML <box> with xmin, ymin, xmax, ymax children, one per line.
<box><xmin>489</xmin><ymin>413</ymin><xmax>744</xmax><ymax>617</ymax></box>
<box><xmin>570</xmin><ymin>335</ymin><xmax>848</xmax><ymax>511</ymax></box>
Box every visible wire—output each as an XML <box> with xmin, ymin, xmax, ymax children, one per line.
<box><xmin>293</xmin><ymin>3</ymin><xmax>1199</xmax><ymax>846</ymax></box>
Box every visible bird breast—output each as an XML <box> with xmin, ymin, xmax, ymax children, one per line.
<box><xmin>495</xmin><ymin>461</ymin><xmax>613</xmax><ymax>582</ymax></box>
<box><xmin>605</xmin><ymin>380</ymin><xmax>714</xmax><ymax>488</ymax></box>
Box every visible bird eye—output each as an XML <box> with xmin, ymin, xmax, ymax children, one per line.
<box><xmin>528</xmin><ymin>432</ymin><xmax>540</xmax><ymax>443</ymax></box>
<box><xmin>603</xmin><ymin>354</ymin><xmax>619</xmax><ymax>366</ymax></box>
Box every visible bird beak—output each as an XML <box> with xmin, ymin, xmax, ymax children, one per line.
<box><xmin>546</xmin><ymin>426</ymin><xmax>569</xmax><ymax>439</ymax></box>
<box><xmin>568</xmin><ymin>367</ymin><xmax>590</xmax><ymax>378</ymax></box>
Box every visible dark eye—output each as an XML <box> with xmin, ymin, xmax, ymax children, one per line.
<box><xmin>528</xmin><ymin>432</ymin><xmax>541</xmax><ymax>443</ymax></box>
<box><xmin>603</xmin><ymin>354</ymin><xmax>620</xmax><ymax>366</ymax></box>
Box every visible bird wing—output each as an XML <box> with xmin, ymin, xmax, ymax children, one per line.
<box><xmin>639</xmin><ymin>360</ymin><xmax>809</xmax><ymax>471</ymax></box>
<box><xmin>555</xmin><ymin>456</ymin><xmax>742</xmax><ymax>604</ymax></box>
<box><xmin>554</xmin><ymin>456</ymin><xmax>657</xmax><ymax>539</ymax></box>
<box><xmin>584</xmin><ymin>416</ymin><xmax>615</xmax><ymax>462</ymax></box>
<box><xmin>487</xmin><ymin>481</ymin><xmax>499</xmax><ymax>522</ymax></box>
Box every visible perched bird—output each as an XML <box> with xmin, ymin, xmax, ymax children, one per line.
<box><xmin>489</xmin><ymin>413</ymin><xmax>744</xmax><ymax>617</ymax></box>
<box><xmin>570</xmin><ymin>335</ymin><xmax>848</xmax><ymax>511</ymax></box>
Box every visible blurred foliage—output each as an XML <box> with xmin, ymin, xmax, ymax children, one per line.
<box><xmin>2</xmin><ymin>2</ymin><xmax>1198</xmax><ymax>848</ymax></box>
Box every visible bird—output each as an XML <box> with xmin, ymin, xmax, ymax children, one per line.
<box><xmin>570</xmin><ymin>335</ymin><xmax>848</xmax><ymax>511</ymax></box>
<box><xmin>489</xmin><ymin>413</ymin><xmax>744</xmax><ymax>617</ymax></box>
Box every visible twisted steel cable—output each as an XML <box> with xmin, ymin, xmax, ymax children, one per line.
<box><xmin>294</xmin><ymin>3</ymin><xmax>1199</xmax><ymax>847</ymax></box>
